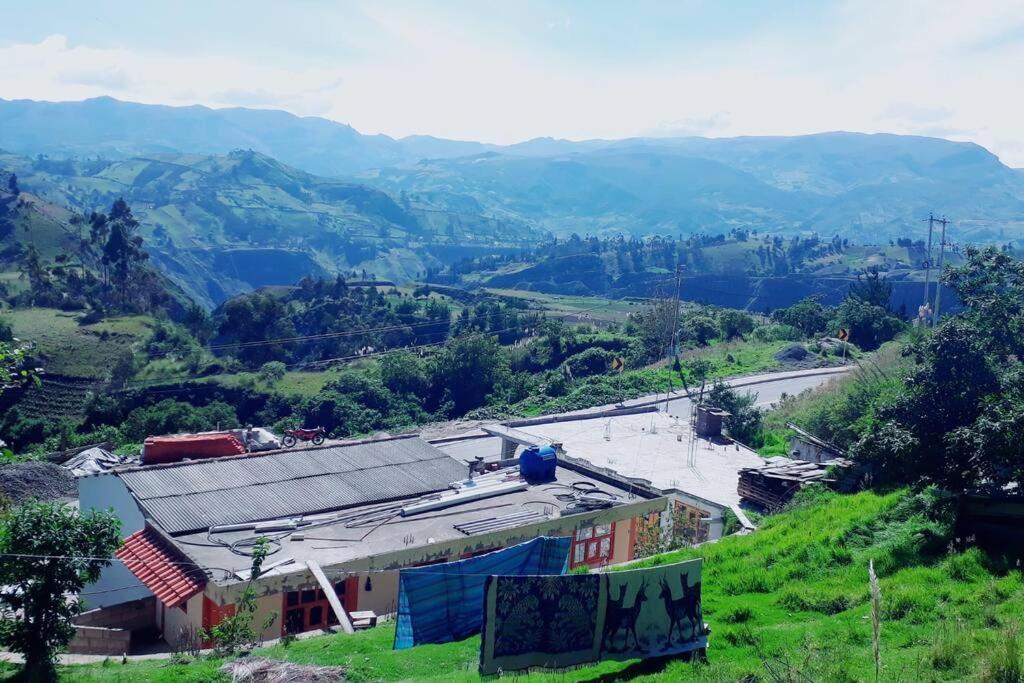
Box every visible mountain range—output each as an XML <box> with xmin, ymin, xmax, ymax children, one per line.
<box><xmin>2</xmin><ymin>97</ymin><xmax>1024</xmax><ymax>305</ymax></box>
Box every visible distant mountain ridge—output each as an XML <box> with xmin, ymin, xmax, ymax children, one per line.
<box><xmin>5</xmin><ymin>96</ymin><xmax>1024</xmax><ymax>296</ymax></box>
<box><xmin>0</xmin><ymin>96</ymin><xmax>493</xmax><ymax>176</ymax></box>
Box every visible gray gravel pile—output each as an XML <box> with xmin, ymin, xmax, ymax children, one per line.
<box><xmin>0</xmin><ymin>461</ymin><xmax>77</xmax><ymax>503</ymax></box>
<box><xmin>774</xmin><ymin>343</ymin><xmax>811</xmax><ymax>363</ymax></box>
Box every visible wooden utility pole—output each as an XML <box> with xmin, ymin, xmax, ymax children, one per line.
<box><xmin>931</xmin><ymin>216</ymin><xmax>949</xmax><ymax>327</ymax></box>
<box><xmin>921</xmin><ymin>213</ymin><xmax>935</xmax><ymax>325</ymax></box>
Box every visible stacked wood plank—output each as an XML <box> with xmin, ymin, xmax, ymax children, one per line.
<box><xmin>738</xmin><ymin>456</ymin><xmax>852</xmax><ymax>510</ymax></box>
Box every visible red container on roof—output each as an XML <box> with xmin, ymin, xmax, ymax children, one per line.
<box><xmin>142</xmin><ymin>432</ymin><xmax>246</xmax><ymax>465</ymax></box>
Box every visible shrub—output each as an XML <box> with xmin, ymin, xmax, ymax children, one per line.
<box><xmin>561</xmin><ymin>347</ymin><xmax>612</xmax><ymax>378</ymax></box>
<box><xmin>751</xmin><ymin>323</ymin><xmax>803</xmax><ymax>342</ymax></box>
<box><xmin>722</xmin><ymin>606</ymin><xmax>753</xmax><ymax>624</ymax></box>
<box><xmin>257</xmin><ymin>361</ymin><xmax>287</xmax><ymax>385</ymax></box>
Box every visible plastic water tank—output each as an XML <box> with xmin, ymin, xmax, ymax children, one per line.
<box><xmin>519</xmin><ymin>445</ymin><xmax>557</xmax><ymax>484</ymax></box>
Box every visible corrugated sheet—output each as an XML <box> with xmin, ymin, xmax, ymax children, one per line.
<box><xmin>119</xmin><ymin>437</ymin><xmax>468</xmax><ymax>534</ymax></box>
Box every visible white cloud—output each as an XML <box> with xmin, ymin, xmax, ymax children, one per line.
<box><xmin>1</xmin><ymin>1</ymin><xmax>1023</xmax><ymax>164</ymax></box>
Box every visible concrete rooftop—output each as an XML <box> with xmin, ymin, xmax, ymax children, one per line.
<box><xmin>510</xmin><ymin>409</ymin><xmax>764</xmax><ymax>508</ymax></box>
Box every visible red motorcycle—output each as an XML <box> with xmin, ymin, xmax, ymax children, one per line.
<box><xmin>282</xmin><ymin>426</ymin><xmax>327</xmax><ymax>448</ymax></box>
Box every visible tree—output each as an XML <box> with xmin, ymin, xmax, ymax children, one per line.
<box><xmin>183</xmin><ymin>302</ymin><xmax>215</xmax><ymax>344</ymax></box>
<box><xmin>706</xmin><ymin>381</ymin><xmax>764</xmax><ymax>444</ymax></box>
<box><xmin>831</xmin><ymin>298</ymin><xmax>903</xmax><ymax>351</ymax></box>
<box><xmin>428</xmin><ymin>333</ymin><xmax>507</xmax><ymax>416</ymax></box>
<box><xmin>680</xmin><ymin>314</ymin><xmax>718</xmax><ymax>346</ymax></box>
<box><xmin>771</xmin><ymin>297</ymin><xmax>832</xmax><ymax>338</ymax></box>
<box><xmin>852</xmin><ymin>247</ymin><xmax>1024</xmax><ymax>491</ymax></box>
<box><xmin>101</xmin><ymin>199</ymin><xmax>148</xmax><ymax>298</ymax></box>
<box><xmin>718</xmin><ymin>310</ymin><xmax>755</xmax><ymax>340</ymax></box>
<box><xmin>0</xmin><ymin>502</ymin><xmax>121</xmax><ymax>680</ymax></box>
<box><xmin>849</xmin><ymin>267</ymin><xmax>893</xmax><ymax>310</ymax></box>
<box><xmin>0</xmin><ymin>340</ymin><xmax>36</xmax><ymax>395</ymax></box>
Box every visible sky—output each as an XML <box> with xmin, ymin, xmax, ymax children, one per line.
<box><xmin>2</xmin><ymin>0</ymin><xmax>1024</xmax><ymax>165</ymax></box>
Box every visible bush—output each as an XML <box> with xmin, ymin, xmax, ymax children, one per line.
<box><xmin>561</xmin><ymin>347</ymin><xmax>612</xmax><ymax>378</ymax></box>
<box><xmin>751</xmin><ymin>323</ymin><xmax>802</xmax><ymax>342</ymax></box>
<box><xmin>258</xmin><ymin>361</ymin><xmax>286</xmax><ymax>385</ymax></box>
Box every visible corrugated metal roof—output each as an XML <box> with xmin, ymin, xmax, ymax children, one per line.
<box><xmin>119</xmin><ymin>437</ymin><xmax>468</xmax><ymax>535</ymax></box>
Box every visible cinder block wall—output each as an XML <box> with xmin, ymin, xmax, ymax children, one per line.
<box><xmin>75</xmin><ymin>596</ymin><xmax>156</xmax><ymax>631</ymax></box>
<box><xmin>69</xmin><ymin>596</ymin><xmax>157</xmax><ymax>655</ymax></box>
<box><xmin>68</xmin><ymin>625</ymin><xmax>132</xmax><ymax>656</ymax></box>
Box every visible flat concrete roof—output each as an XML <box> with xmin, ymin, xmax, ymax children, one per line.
<box><xmin>508</xmin><ymin>410</ymin><xmax>764</xmax><ymax>509</ymax></box>
<box><xmin>168</xmin><ymin>463</ymin><xmax>657</xmax><ymax>584</ymax></box>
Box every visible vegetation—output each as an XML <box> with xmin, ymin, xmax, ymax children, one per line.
<box><xmin>29</xmin><ymin>488</ymin><xmax>1024</xmax><ymax>682</ymax></box>
<box><xmin>854</xmin><ymin>247</ymin><xmax>1024</xmax><ymax>492</ymax></box>
<box><xmin>0</xmin><ymin>501</ymin><xmax>121</xmax><ymax>681</ymax></box>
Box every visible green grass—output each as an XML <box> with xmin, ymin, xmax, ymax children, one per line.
<box><xmin>5</xmin><ymin>307</ymin><xmax>155</xmax><ymax>378</ymax></box>
<box><xmin>45</xmin><ymin>488</ymin><xmax>1024</xmax><ymax>681</ymax></box>
<box><xmin>483</xmin><ymin>287</ymin><xmax>640</xmax><ymax>324</ymax></box>
<box><xmin>201</xmin><ymin>368</ymin><xmax>348</xmax><ymax>397</ymax></box>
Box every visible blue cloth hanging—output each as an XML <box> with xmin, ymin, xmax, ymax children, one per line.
<box><xmin>393</xmin><ymin>536</ymin><xmax>571</xmax><ymax>649</ymax></box>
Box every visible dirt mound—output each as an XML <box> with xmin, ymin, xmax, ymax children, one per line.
<box><xmin>774</xmin><ymin>343</ymin><xmax>810</xmax><ymax>363</ymax></box>
<box><xmin>221</xmin><ymin>657</ymin><xmax>346</xmax><ymax>682</ymax></box>
<box><xmin>0</xmin><ymin>461</ymin><xmax>77</xmax><ymax>503</ymax></box>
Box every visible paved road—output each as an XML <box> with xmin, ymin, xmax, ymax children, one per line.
<box><xmin>437</xmin><ymin>367</ymin><xmax>849</xmax><ymax>461</ymax></box>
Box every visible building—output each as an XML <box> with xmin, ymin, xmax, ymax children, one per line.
<box><xmin>79</xmin><ymin>434</ymin><xmax>665</xmax><ymax>652</ymax></box>
<box><xmin>786</xmin><ymin>423</ymin><xmax>843</xmax><ymax>464</ymax></box>
<box><xmin>444</xmin><ymin>405</ymin><xmax>764</xmax><ymax>543</ymax></box>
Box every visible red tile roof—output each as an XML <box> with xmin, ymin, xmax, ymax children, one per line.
<box><xmin>116</xmin><ymin>528</ymin><xmax>206</xmax><ymax>608</ymax></box>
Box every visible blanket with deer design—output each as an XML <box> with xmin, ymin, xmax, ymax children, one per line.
<box><xmin>479</xmin><ymin>558</ymin><xmax>705</xmax><ymax>674</ymax></box>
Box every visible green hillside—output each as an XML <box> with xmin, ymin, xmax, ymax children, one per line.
<box><xmin>1</xmin><ymin>151</ymin><xmax>545</xmax><ymax>308</ymax></box>
<box><xmin>36</xmin><ymin>488</ymin><xmax>1024</xmax><ymax>681</ymax></box>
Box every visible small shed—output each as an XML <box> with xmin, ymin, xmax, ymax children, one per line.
<box><xmin>787</xmin><ymin>423</ymin><xmax>843</xmax><ymax>464</ymax></box>
<box><xmin>695</xmin><ymin>405</ymin><xmax>731</xmax><ymax>438</ymax></box>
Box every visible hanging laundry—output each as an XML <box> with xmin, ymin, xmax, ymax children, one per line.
<box><xmin>602</xmin><ymin>558</ymin><xmax>705</xmax><ymax>660</ymax></box>
<box><xmin>480</xmin><ymin>573</ymin><xmax>604</xmax><ymax>674</ymax></box>
<box><xmin>480</xmin><ymin>558</ymin><xmax>705</xmax><ymax>674</ymax></box>
<box><xmin>393</xmin><ymin>536</ymin><xmax>571</xmax><ymax>650</ymax></box>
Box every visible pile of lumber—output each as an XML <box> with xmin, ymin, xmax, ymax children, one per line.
<box><xmin>738</xmin><ymin>456</ymin><xmax>852</xmax><ymax>510</ymax></box>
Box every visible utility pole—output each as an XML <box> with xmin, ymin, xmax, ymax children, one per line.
<box><xmin>671</xmin><ymin>264</ymin><xmax>684</xmax><ymax>358</ymax></box>
<box><xmin>921</xmin><ymin>213</ymin><xmax>935</xmax><ymax>326</ymax></box>
<box><xmin>931</xmin><ymin>216</ymin><xmax>949</xmax><ymax>327</ymax></box>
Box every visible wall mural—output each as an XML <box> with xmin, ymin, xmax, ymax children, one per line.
<box><xmin>480</xmin><ymin>558</ymin><xmax>705</xmax><ymax>674</ymax></box>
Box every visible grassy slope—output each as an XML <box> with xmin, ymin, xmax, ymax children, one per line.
<box><xmin>46</xmin><ymin>488</ymin><xmax>1023</xmax><ymax>682</ymax></box>
<box><xmin>7</xmin><ymin>308</ymin><xmax>155</xmax><ymax>378</ymax></box>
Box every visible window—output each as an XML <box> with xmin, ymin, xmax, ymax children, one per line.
<box><xmin>570</xmin><ymin>523</ymin><xmax>616</xmax><ymax>569</ymax></box>
<box><xmin>283</xmin><ymin>581</ymin><xmax>351</xmax><ymax>635</ymax></box>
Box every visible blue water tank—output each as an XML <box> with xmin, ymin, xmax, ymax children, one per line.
<box><xmin>520</xmin><ymin>445</ymin><xmax>557</xmax><ymax>484</ymax></box>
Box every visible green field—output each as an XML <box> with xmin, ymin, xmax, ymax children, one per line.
<box><xmin>35</xmin><ymin>488</ymin><xmax>1023</xmax><ymax>682</ymax></box>
<box><xmin>483</xmin><ymin>287</ymin><xmax>641</xmax><ymax>324</ymax></box>
<box><xmin>5</xmin><ymin>308</ymin><xmax>154</xmax><ymax>378</ymax></box>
